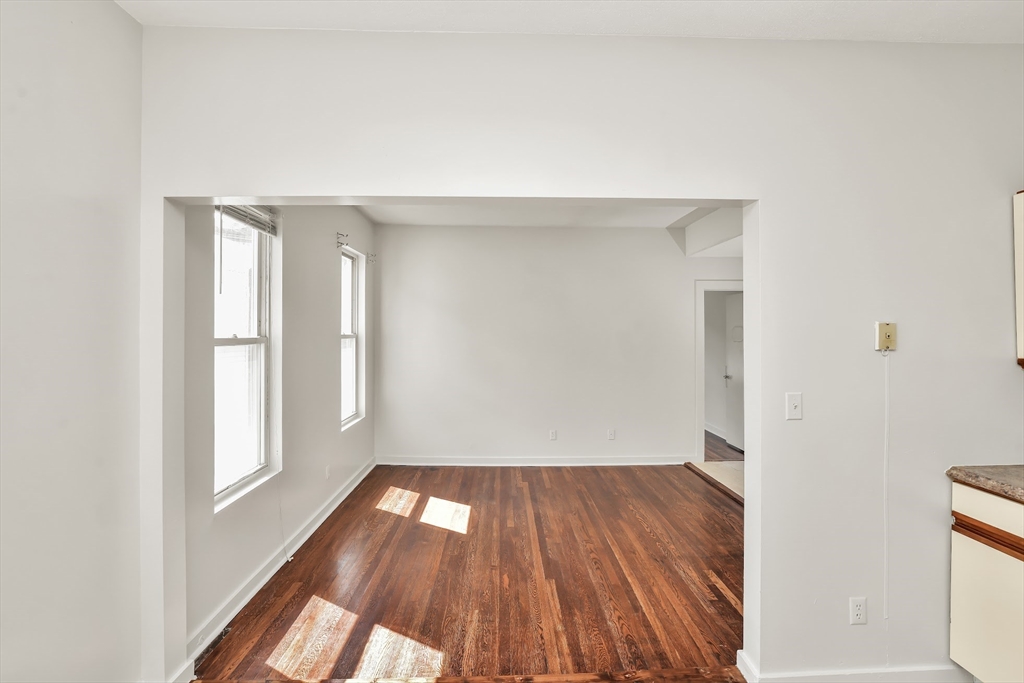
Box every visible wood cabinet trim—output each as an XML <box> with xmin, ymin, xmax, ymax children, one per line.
<box><xmin>952</xmin><ymin>511</ymin><xmax>1024</xmax><ymax>561</ymax></box>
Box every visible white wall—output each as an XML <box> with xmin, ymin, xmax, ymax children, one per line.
<box><xmin>704</xmin><ymin>292</ymin><xmax>728</xmax><ymax>437</ymax></box>
<box><xmin>375</xmin><ymin>225</ymin><xmax>739</xmax><ymax>463</ymax></box>
<box><xmin>138</xmin><ymin>28</ymin><xmax>1024</xmax><ymax>681</ymax></box>
<box><xmin>686</xmin><ymin>208</ymin><xmax>743</xmax><ymax>256</ymax></box>
<box><xmin>0</xmin><ymin>2</ymin><xmax>142</xmax><ymax>681</ymax></box>
<box><xmin>183</xmin><ymin>205</ymin><xmax>375</xmax><ymax>660</ymax></box>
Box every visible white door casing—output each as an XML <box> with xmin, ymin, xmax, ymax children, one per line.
<box><xmin>725</xmin><ymin>292</ymin><xmax>745</xmax><ymax>451</ymax></box>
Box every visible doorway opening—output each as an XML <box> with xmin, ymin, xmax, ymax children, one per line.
<box><xmin>146</xmin><ymin>197</ymin><xmax>760</xmax><ymax>681</ymax></box>
<box><xmin>691</xmin><ymin>282</ymin><xmax>745</xmax><ymax>505</ymax></box>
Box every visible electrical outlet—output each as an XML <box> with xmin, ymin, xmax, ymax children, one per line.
<box><xmin>549</xmin><ymin>430</ymin><xmax>557</xmax><ymax>441</ymax></box>
<box><xmin>849</xmin><ymin>597</ymin><xmax>867</xmax><ymax>625</ymax></box>
<box><xmin>607</xmin><ymin>429</ymin><xmax>615</xmax><ymax>440</ymax></box>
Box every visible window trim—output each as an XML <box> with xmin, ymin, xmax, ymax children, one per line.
<box><xmin>213</xmin><ymin>214</ymin><xmax>272</xmax><ymax>501</ymax></box>
<box><xmin>340</xmin><ymin>248</ymin><xmax>363</xmax><ymax>430</ymax></box>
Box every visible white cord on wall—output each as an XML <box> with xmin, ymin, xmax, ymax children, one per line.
<box><xmin>882</xmin><ymin>349</ymin><xmax>890</xmax><ymax>623</ymax></box>
<box><xmin>874</xmin><ymin>321</ymin><xmax>896</xmax><ymax>665</ymax></box>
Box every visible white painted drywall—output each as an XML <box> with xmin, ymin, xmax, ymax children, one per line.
<box><xmin>686</xmin><ymin>208</ymin><xmax>744</xmax><ymax>256</ymax></box>
<box><xmin>183</xmin><ymin>205</ymin><xmax>375</xmax><ymax>658</ymax></box>
<box><xmin>0</xmin><ymin>2</ymin><xmax>142</xmax><ymax>681</ymax></box>
<box><xmin>375</xmin><ymin>225</ymin><xmax>740</xmax><ymax>463</ymax></box>
<box><xmin>137</xmin><ymin>28</ymin><xmax>1024</xmax><ymax>680</ymax></box>
<box><xmin>693</xmin><ymin>234</ymin><xmax>743</xmax><ymax>258</ymax></box>
<box><xmin>704</xmin><ymin>292</ymin><xmax>729</xmax><ymax>438</ymax></box>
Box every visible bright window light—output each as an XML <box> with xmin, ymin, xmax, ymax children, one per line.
<box><xmin>266</xmin><ymin>596</ymin><xmax>357</xmax><ymax>679</ymax></box>
<box><xmin>375</xmin><ymin>486</ymin><xmax>420</xmax><ymax>517</ymax></box>
<box><xmin>214</xmin><ymin>344</ymin><xmax>264</xmax><ymax>492</ymax></box>
<box><xmin>340</xmin><ymin>249</ymin><xmax>361</xmax><ymax>426</ymax></box>
<box><xmin>419</xmin><ymin>496</ymin><xmax>471</xmax><ymax>534</ymax></box>
<box><xmin>340</xmin><ymin>336</ymin><xmax>356</xmax><ymax>419</ymax></box>
<box><xmin>353</xmin><ymin>624</ymin><xmax>444</xmax><ymax>678</ymax></box>
<box><xmin>213</xmin><ymin>209</ymin><xmax>269</xmax><ymax>495</ymax></box>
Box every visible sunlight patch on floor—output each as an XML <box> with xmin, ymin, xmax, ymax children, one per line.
<box><xmin>419</xmin><ymin>496</ymin><xmax>471</xmax><ymax>534</ymax></box>
<box><xmin>352</xmin><ymin>624</ymin><xmax>444</xmax><ymax>678</ymax></box>
<box><xmin>266</xmin><ymin>595</ymin><xmax>357</xmax><ymax>679</ymax></box>
<box><xmin>376</xmin><ymin>486</ymin><xmax>421</xmax><ymax>517</ymax></box>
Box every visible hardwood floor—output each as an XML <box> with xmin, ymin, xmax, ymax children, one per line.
<box><xmin>193</xmin><ymin>668</ymin><xmax>744</xmax><ymax>683</ymax></box>
<box><xmin>195</xmin><ymin>465</ymin><xmax>743</xmax><ymax>680</ymax></box>
<box><xmin>703</xmin><ymin>432</ymin><xmax>743</xmax><ymax>462</ymax></box>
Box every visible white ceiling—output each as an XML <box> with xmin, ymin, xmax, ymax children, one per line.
<box><xmin>360</xmin><ymin>203</ymin><xmax>700</xmax><ymax>228</ymax></box>
<box><xmin>115</xmin><ymin>0</ymin><xmax>1024</xmax><ymax>44</ymax></box>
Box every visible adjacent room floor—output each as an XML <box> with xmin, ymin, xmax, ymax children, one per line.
<box><xmin>685</xmin><ymin>433</ymin><xmax>744</xmax><ymax>505</ymax></box>
<box><xmin>702</xmin><ymin>432</ymin><xmax>743</xmax><ymax>463</ymax></box>
<box><xmin>195</xmin><ymin>465</ymin><xmax>744</xmax><ymax>681</ymax></box>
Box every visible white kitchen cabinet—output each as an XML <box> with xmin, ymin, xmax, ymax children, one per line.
<box><xmin>949</xmin><ymin>482</ymin><xmax>1024</xmax><ymax>683</ymax></box>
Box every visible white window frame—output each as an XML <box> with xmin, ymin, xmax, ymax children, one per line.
<box><xmin>213</xmin><ymin>217</ymin><xmax>271</xmax><ymax>500</ymax></box>
<box><xmin>340</xmin><ymin>248</ymin><xmax>363</xmax><ymax>429</ymax></box>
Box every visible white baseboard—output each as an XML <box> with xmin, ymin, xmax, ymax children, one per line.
<box><xmin>737</xmin><ymin>650</ymin><xmax>760</xmax><ymax>682</ymax></box>
<box><xmin>375</xmin><ymin>455</ymin><xmax>691</xmax><ymax>467</ymax></box>
<box><xmin>167</xmin><ymin>658</ymin><xmax>195</xmax><ymax>683</ymax></box>
<box><xmin>183</xmin><ymin>457</ymin><xmax>376</xmax><ymax>664</ymax></box>
<box><xmin>737</xmin><ymin>651</ymin><xmax>971</xmax><ymax>683</ymax></box>
<box><xmin>705</xmin><ymin>423</ymin><xmax>727</xmax><ymax>439</ymax></box>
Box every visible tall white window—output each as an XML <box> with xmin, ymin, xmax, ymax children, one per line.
<box><xmin>340</xmin><ymin>249</ymin><xmax>361</xmax><ymax>426</ymax></box>
<box><xmin>214</xmin><ymin>209</ymin><xmax>270</xmax><ymax>495</ymax></box>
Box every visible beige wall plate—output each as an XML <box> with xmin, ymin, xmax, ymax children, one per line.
<box><xmin>874</xmin><ymin>322</ymin><xmax>897</xmax><ymax>351</ymax></box>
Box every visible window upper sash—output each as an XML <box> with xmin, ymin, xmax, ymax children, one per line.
<box><xmin>216</xmin><ymin>204</ymin><xmax>277</xmax><ymax>236</ymax></box>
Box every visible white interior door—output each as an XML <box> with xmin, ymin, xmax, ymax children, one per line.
<box><xmin>725</xmin><ymin>292</ymin><xmax>744</xmax><ymax>450</ymax></box>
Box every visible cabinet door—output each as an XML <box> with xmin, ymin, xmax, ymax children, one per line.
<box><xmin>950</xmin><ymin>531</ymin><xmax>1024</xmax><ymax>683</ymax></box>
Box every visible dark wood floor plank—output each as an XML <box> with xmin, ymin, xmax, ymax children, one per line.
<box><xmin>195</xmin><ymin>465</ymin><xmax>744</xmax><ymax>680</ymax></box>
<box><xmin>576</xmin><ymin>468</ymin><xmax>674</xmax><ymax>669</ymax></box>
<box><xmin>546</xmin><ymin>469</ymin><xmax>623</xmax><ymax>672</ymax></box>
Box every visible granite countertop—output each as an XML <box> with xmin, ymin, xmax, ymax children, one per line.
<box><xmin>946</xmin><ymin>465</ymin><xmax>1024</xmax><ymax>504</ymax></box>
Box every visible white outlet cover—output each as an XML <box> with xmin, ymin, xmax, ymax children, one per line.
<box><xmin>849</xmin><ymin>597</ymin><xmax>867</xmax><ymax>625</ymax></box>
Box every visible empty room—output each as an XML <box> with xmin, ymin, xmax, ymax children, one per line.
<box><xmin>1</xmin><ymin>2</ymin><xmax>1023</xmax><ymax>683</ymax></box>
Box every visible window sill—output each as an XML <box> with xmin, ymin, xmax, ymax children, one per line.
<box><xmin>340</xmin><ymin>414</ymin><xmax>364</xmax><ymax>433</ymax></box>
<box><xmin>214</xmin><ymin>465</ymin><xmax>280</xmax><ymax>514</ymax></box>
